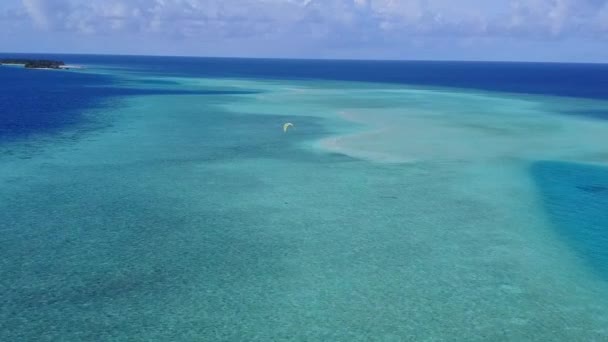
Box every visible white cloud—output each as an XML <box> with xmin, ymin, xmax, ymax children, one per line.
<box><xmin>507</xmin><ymin>0</ymin><xmax>608</xmax><ymax>37</ymax></box>
<box><xmin>22</xmin><ymin>0</ymin><xmax>53</xmax><ymax>29</ymax></box>
<box><xmin>597</xmin><ymin>3</ymin><xmax>608</xmax><ymax>32</ymax></box>
<box><xmin>15</xmin><ymin>0</ymin><xmax>608</xmax><ymax>40</ymax></box>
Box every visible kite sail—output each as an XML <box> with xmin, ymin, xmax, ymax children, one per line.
<box><xmin>283</xmin><ymin>123</ymin><xmax>294</xmax><ymax>132</ymax></box>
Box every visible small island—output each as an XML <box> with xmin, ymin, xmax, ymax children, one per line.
<box><xmin>0</xmin><ymin>58</ymin><xmax>66</xmax><ymax>69</ymax></box>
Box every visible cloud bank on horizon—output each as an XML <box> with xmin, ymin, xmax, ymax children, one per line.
<box><xmin>2</xmin><ymin>0</ymin><xmax>608</xmax><ymax>62</ymax></box>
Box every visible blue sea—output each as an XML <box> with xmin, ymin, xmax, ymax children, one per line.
<box><xmin>1</xmin><ymin>54</ymin><xmax>608</xmax><ymax>341</ymax></box>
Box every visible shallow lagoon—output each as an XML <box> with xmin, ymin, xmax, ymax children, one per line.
<box><xmin>1</xmin><ymin>61</ymin><xmax>608</xmax><ymax>340</ymax></box>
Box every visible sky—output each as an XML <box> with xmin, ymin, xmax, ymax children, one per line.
<box><xmin>1</xmin><ymin>0</ymin><xmax>607</xmax><ymax>62</ymax></box>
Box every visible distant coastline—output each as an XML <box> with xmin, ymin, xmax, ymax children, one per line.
<box><xmin>0</xmin><ymin>58</ymin><xmax>74</xmax><ymax>70</ymax></box>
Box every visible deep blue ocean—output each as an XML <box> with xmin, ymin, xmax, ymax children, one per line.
<box><xmin>1</xmin><ymin>54</ymin><xmax>608</xmax><ymax>340</ymax></box>
<box><xmin>3</xmin><ymin>53</ymin><xmax>608</xmax><ymax>141</ymax></box>
<box><xmin>35</xmin><ymin>54</ymin><xmax>608</xmax><ymax>99</ymax></box>
<box><xmin>2</xmin><ymin>54</ymin><xmax>608</xmax><ymax>141</ymax></box>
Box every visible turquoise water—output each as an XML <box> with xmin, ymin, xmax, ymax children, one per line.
<box><xmin>2</xmin><ymin>61</ymin><xmax>608</xmax><ymax>340</ymax></box>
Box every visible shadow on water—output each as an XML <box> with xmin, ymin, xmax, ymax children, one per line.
<box><xmin>532</xmin><ymin>161</ymin><xmax>608</xmax><ymax>279</ymax></box>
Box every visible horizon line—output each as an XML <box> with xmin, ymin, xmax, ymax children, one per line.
<box><xmin>1</xmin><ymin>50</ymin><xmax>607</xmax><ymax>66</ymax></box>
